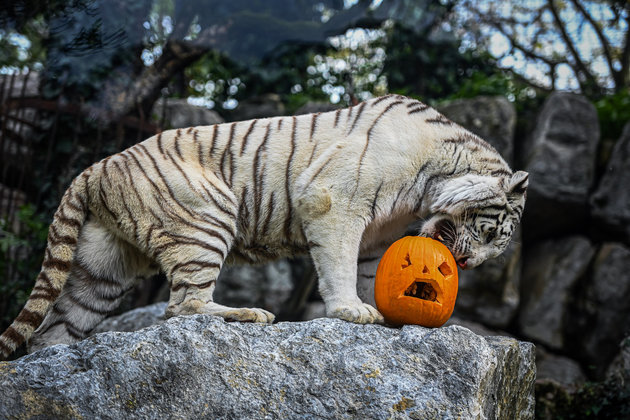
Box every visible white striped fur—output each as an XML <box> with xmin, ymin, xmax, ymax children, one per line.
<box><xmin>0</xmin><ymin>94</ymin><xmax>527</xmax><ymax>358</ymax></box>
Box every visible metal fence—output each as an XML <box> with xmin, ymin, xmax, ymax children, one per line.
<box><xmin>0</xmin><ymin>71</ymin><xmax>162</xmax><ymax>299</ymax></box>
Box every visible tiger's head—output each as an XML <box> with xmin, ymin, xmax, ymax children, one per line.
<box><xmin>420</xmin><ymin>171</ymin><xmax>528</xmax><ymax>269</ymax></box>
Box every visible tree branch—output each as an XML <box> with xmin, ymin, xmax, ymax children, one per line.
<box><xmin>569</xmin><ymin>0</ymin><xmax>617</xmax><ymax>87</ymax></box>
<box><xmin>507</xmin><ymin>67</ymin><xmax>555</xmax><ymax>93</ymax></box>
<box><xmin>547</xmin><ymin>0</ymin><xmax>600</xmax><ymax>93</ymax></box>
<box><xmin>86</xmin><ymin>40</ymin><xmax>208</xmax><ymax>124</ymax></box>
<box><xmin>465</xmin><ymin>4</ymin><xmax>563</xmax><ymax>67</ymax></box>
<box><xmin>619</xmin><ymin>4</ymin><xmax>630</xmax><ymax>90</ymax></box>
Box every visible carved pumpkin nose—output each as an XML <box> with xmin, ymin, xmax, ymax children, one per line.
<box><xmin>374</xmin><ymin>236</ymin><xmax>459</xmax><ymax>327</ymax></box>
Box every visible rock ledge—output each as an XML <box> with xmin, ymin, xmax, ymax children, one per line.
<box><xmin>0</xmin><ymin>315</ymin><xmax>535</xmax><ymax>419</ymax></box>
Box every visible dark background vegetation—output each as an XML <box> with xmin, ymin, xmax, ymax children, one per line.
<box><xmin>1</xmin><ymin>0</ymin><xmax>629</xmax><ymax>418</ymax></box>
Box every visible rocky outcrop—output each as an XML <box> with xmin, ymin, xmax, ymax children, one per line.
<box><xmin>518</xmin><ymin>236</ymin><xmax>595</xmax><ymax>350</ymax></box>
<box><xmin>521</xmin><ymin>92</ymin><xmax>599</xmax><ymax>239</ymax></box>
<box><xmin>439</xmin><ymin>96</ymin><xmax>517</xmax><ymax>164</ymax></box>
<box><xmin>590</xmin><ymin>122</ymin><xmax>630</xmax><ymax>243</ymax></box>
<box><xmin>1</xmin><ymin>315</ymin><xmax>535</xmax><ymax>419</ymax></box>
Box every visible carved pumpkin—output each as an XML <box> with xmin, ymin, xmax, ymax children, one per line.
<box><xmin>374</xmin><ymin>236</ymin><xmax>458</xmax><ymax>327</ymax></box>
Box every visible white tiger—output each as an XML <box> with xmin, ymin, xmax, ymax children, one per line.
<box><xmin>0</xmin><ymin>94</ymin><xmax>527</xmax><ymax>359</ymax></box>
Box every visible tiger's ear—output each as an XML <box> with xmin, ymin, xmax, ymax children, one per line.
<box><xmin>507</xmin><ymin>171</ymin><xmax>529</xmax><ymax>195</ymax></box>
<box><xmin>431</xmin><ymin>174</ymin><xmax>504</xmax><ymax>214</ymax></box>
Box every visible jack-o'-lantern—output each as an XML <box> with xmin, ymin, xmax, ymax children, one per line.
<box><xmin>374</xmin><ymin>236</ymin><xmax>458</xmax><ymax>327</ymax></box>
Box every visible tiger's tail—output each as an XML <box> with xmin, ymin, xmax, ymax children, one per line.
<box><xmin>0</xmin><ymin>169</ymin><xmax>91</xmax><ymax>359</ymax></box>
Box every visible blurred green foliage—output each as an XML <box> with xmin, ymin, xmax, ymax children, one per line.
<box><xmin>384</xmin><ymin>23</ymin><xmax>498</xmax><ymax>101</ymax></box>
<box><xmin>0</xmin><ymin>205</ymin><xmax>48</xmax><ymax>331</ymax></box>
<box><xmin>595</xmin><ymin>90</ymin><xmax>630</xmax><ymax>143</ymax></box>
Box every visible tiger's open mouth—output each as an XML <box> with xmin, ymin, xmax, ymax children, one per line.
<box><xmin>431</xmin><ymin>218</ymin><xmax>456</xmax><ymax>245</ymax></box>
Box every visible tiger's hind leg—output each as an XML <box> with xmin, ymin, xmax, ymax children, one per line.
<box><xmin>156</xmin><ymin>193</ymin><xmax>274</xmax><ymax>323</ymax></box>
<box><xmin>29</xmin><ymin>218</ymin><xmax>156</xmax><ymax>352</ymax></box>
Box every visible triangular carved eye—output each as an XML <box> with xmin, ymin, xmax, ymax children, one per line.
<box><xmin>438</xmin><ymin>262</ymin><xmax>452</xmax><ymax>276</ymax></box>
<box><xmin>422</xmin><ymin>265</ymin><xmax>430</xmax><ymax>274</ymax></box>
<box><xmin>401</xmin><ymin>253</ymin><xmax>412</xmax><ymax>269</ymax></box>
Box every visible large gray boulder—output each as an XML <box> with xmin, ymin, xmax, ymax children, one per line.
<box><xmin>439</xmin><ymin>96</ymin><xmax>517</xmax><ymax>164</ymax></box>
<box><xmin>1</xmin><ymin>316</ymin><xmax>535</xmax><ymax>419</ymax></box>
<box><xmin>521</xmin><ymin>92</ymin><xmax>599</xmax><ymax>239</ymax></box>
<box><xmin>590</xmin><ymin>122</ymin><xmax>630</xmax><ymax>244</ymax></box>
<box><xmin>454</xmin><ymin>227</ymin><xmax>522</xmax><ymax>329</ymax></box>
<box><xmin>518</xmin><ymin>236</ymin><xmax>595</xmax><ymax>350</ymax></box>
<box><xmin>566</xmin><ymin>243</ymin><xmax>630</xmax><ymax>373</ymax></box>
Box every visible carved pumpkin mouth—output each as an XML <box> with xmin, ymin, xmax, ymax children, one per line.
<box><xmin>404</xmin><ymin>280</ymin><xmax>442</xmax><ymax>304</ymax></box>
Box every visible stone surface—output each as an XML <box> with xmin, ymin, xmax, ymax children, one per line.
<box><xmin>590</xmin><ymin>122</ymin><xmax>630</xmax><ymax>244</ymax></box>
<box><xmin>453</xmin><ymin>227</ymin><xmax>522</xmax><ymax>329</ymax></box>
<box><xmin>153</xmin><ymin>98</ymin><xmax>224</xmax><ymax>129</ymax></box>
<box><xmin>518</xmin><ymin>236</ymin><xmax>595</xmax><ymax>350</ymax></box>
<box><xmin>0</xmin><ymin>316</ymin><xmax>535</xmax><ymax>419</ymax></box>
<box><xmin>521</xmin><ymin>92</ymin><xmax>599</xmax><ymax>239</ymax></box>
<box><xmin>567</xmin><ymin>243</ymin><xmax>630</xmax><ymax>373</ymax></box>
<box><xmin>439</xmin><ymin>96</ymin><xmax>517</xmax><ymax>164</ymax></box>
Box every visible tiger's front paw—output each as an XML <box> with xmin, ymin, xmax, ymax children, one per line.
<box><xmin>327</xmin><ymin>301</ymin><xmax>384</xmax><ymax>324</ymax></box>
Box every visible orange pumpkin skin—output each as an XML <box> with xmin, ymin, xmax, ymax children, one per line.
<box><xmin>374</xmin><ymin>236</ymin><xmax>458</xmax><ymax>327</ymax></box>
